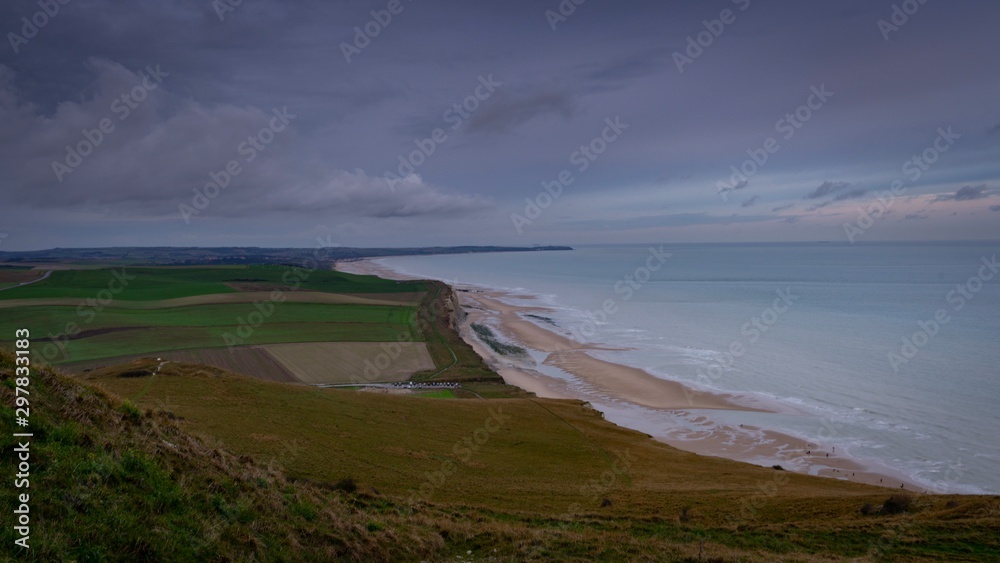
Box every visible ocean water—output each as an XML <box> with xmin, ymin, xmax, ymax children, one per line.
<box><xmin>376</xmin><ymin>242</ymin><xmax>1000</xmax><ymax>494</ymax></box>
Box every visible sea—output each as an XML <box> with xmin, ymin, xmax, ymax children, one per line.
<box><xmin>374</xmin><ymin>242</ymin><xmax>1000</xmax><ymax>495</ymax></box>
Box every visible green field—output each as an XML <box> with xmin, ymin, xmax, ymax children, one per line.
<box><xmin>44</xmin><ymin>323</ymin><xmax>420</xmax><ymax>364</ymax></box>
<box><xmin>0</xmin><ymin>266</ymin><xmax>495</xmax><ymax>387</ymax></box>
<box><xmin>0</xmin><ymin>303</ymin><xmax>416</xmax><ymax>333</ymax></box>
<box><xmin>0</xmin><ymin>266</ymin><xmax>432</xmax><ymax>368</ymax></box>
<box><xmin>412</xmin><ymin>389</ymin><xmax>456</xmax><ymax>398</ymax></box>
<box><xmin>0</xmin><ymin>265</ymin><xmax>425</xmax><ymax>301</ymax></box>
<box><xmin>0</xmin><ymin>301</ymin><xmax>419</xmax><ymax>365</ymax></box>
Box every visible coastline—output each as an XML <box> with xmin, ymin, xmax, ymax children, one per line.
<box><xmin>336</xmin><ymin>257</ymin><xmax>923</xmax><ymax>491</ymax></box>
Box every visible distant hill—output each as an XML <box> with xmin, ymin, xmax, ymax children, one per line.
<box><xmin>0</xmin><ymin>245</ymin><xmax>573</xmax><ymax>267</ymax></box>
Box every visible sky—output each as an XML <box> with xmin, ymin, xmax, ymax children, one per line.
<box><xmin>0</xmin><ymin>0</ymin><xmax>998</xmax><ymax>250</ymax></box>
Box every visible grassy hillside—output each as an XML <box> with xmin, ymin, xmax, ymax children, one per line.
<box><xmin>0</xmin><ymin>350</ymin><xmax>445</xmax><ymax>561</ymax></box>
<box><xmin>5</xmin><ymin>351</ymin><xmax>1000</xmax><ymax>561</ymax></box>
<box><xmin>3</xmin><ymin>357</ymin><xmax>1000</xmax><ymax>560</ymax></box>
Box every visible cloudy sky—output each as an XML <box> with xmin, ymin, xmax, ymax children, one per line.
<box><xmin>1</xmin><ymin>0</ymin><xmax>998</xmax><ymax>250</ymax></box>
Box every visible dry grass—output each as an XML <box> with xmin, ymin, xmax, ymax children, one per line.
<box><xmin>0</xmin><ymin>268</ymin><xmax>44</xmax><ymax>287</ymax></box>
<box><xmin>4</xmin><ymin>351</ymin><xmax>1000</xmax><ymax>561</ymax></box>
<box><xmin>65</xmin><ymin>346</ymin><xmax>299</xmax><ymax>382</ymax></box>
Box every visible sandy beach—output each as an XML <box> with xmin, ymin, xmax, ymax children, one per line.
<box><xmin>336</xmin><ymin>258</ymin><xmax>923</xmax><ymax>491</ymax></box>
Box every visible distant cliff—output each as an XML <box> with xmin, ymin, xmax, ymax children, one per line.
<box><xmin>0</xmin><ymin>245</ymin><xmax>573</xmax><ymax>266</ymax></box>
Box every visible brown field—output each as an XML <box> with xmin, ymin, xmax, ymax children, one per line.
<box><xmin>262</xmin><ymin>341</ymin><xmax>435</xmax><ymax>384</ymax></box>
<box><xmin>0</xmin><ymin>290</ymin><xmax>413</xmax><ymax>309</ymax></box>
<box><xmin>64</xmin><ymin>341</ymin><xmax>436</xmax><ymax>384</ymax></box>
<box><xmin>344</xmin><ymin>291</ymin><xmax>425</xmax><ymax>304</ymax></box>
<box><xmin>224</xmin><ymin>281</ymin><xmax>314</xmax><ymax>292</ymax></box>
<box><xmin>2</xmin><ymin>263</ymin><xmax>99</xmax><ymax>270</ymax></box>
<box><xmin>64</xmin><ymin>346</ymin><xmax>298</xmax><ymax>382</ymax></box>
<box><xmin>0</xmin><ymin>268</ymin><xmax>45</xmax><ymax>287</ymax></box>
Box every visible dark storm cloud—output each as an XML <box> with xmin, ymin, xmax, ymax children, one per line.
<box><xmin>741</xmin><ymin>195</ymin><xmax>760</xmax><ymax>208</ymax></box>
<box><xmin>1</xmin><ymin>0</ymin><xmax>999</xmax><ymax>248</ymax></box>
<box><xmin>932</xmin><ymin>184</ymin><xmax>992</xmax><ymax>202</ymax></box>
<box><xmin>0</xmin><ymin>59</ymin><xmax>490</xmax><ymax>220</ymax></box>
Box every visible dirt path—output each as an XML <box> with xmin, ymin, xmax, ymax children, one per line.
<box><xmin>0</xmin><ymin>270</ymin><xmax>50</xmax><ymax>292</ymax></box>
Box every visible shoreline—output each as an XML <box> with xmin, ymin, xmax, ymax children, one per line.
<box><xmin>336</xmin><ymin>257</ymin><xmax>924</xmax><ymax>492</ymax></box>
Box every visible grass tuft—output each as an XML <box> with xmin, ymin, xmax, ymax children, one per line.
<box><xmin>334</xmin><ymin>476</ymin><xmax>358</xmax><ymax>494</ymax></box>
<box><xmin>880</xmin><ymin>493</ymin><xmax>915</xmax><ymax>515</ymax></box>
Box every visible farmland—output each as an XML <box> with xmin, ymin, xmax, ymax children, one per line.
<box><xmin>0</xmin><ymin>265</ymin><xmax>45</xmax><ymax>289</ymax></box>
<box><xmin>0</xmin><ymin>300</ymin><xmax>419</xmax><ymax>365</ymax></box>
<box><xmin>0</xmin><ymin>266</ymin><xmax>444</xmax><ymax>381</ymax></box>
<box><xmin>0</xmin><ymin>264</ymin><xmax>423</xmax><ymax>301</ymax></box>
<box><xmin>0</xmin><ymin>264</ymin><xmax>511</xmax><ymax>391</ymax></box>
